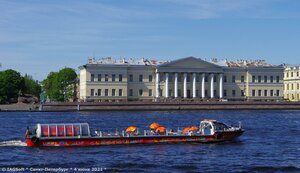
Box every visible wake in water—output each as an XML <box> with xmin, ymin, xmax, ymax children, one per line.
<box><xmin>0</xmin><ymin>140</ymin><xmax>26</xmax><ymax>147</ymax></box>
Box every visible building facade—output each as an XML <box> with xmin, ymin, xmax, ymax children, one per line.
<box><xmin>79</xmin><ymin>57</ymin><xmax>284</xmax><ymax>102</ymax></box>
<box><xmin>284</xmin><ymin>66</ymin><xmax>300</xmax><ymax>101</ymax></box>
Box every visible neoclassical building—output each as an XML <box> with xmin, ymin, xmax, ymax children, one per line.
<box><xmin>284</xmin><ymin>65</ymin><xmax>300</xmax><ymax>101</ymax></box>
<box><xmin>79</xmin><ymin>57</ymin><xmax>284</xmax><ymax>102</ymax></box>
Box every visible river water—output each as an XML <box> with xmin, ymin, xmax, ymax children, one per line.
<box><xmin>0</xmin><ymin>110</ymin><xmax>299</xmax><ymax>173</ymax></box>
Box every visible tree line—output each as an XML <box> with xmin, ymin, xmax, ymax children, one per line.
<box><xmin>0</xmin><ymin>67</ymin><xmax>77</xmax><ymax>104</ymax></box>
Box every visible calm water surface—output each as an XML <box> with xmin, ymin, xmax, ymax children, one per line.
<box><xmin>0</xmin><ymin>110</ymin><xmax>299</xmax><ymax>173</ymax></box>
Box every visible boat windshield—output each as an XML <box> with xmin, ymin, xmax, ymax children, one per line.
<box><xmin>214</xmin><ymin>123</ymin><xmax>229</xmax><ymax>131</ymax></box>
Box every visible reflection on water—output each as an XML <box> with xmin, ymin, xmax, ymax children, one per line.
<box><xmin>0</xmin><ymin>110</ymin><xmax>299</xmax><ymax>172</ymax></box>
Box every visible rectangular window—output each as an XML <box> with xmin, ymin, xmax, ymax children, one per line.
<box><xmin>196</xmin><ymin>75</ymin><xmax>200</xmax><ymax>82</ymax></box>
<box><xmin>205</xmin><ymin>76</ymin><xmax>208</xmax><ymax>82</ymax></box>
<box><xmin>98</xmin><ymin>74</ymin><xmax>101</xmax><ymax>82</ymax></box>
<box><xmin>91</xmin><ymin>74</ymin><xmax>95</xmax><ymax>82</ymax></box>
<box><xmin>213</xmin><ymin>76</ymin><xmax>217</xmax><ymax>82</ymax></box>
<box><xmin>264</xmin><ymin>90</ymin><xmax>268</xmax><ymax>96</ymax></box>
<box><xmin>276</xmin><ymin>90</ymin><xmax>280</xmax><ymax>96</ymax></box>
<box><xmin>129</xmin><ymin>89</ymin><xmax>133</xmax><ymax>96</ymax></box>
<box><xmin>214</xmin><ymin>90</ymin><xmax>217</xmax><ymax>97</ymax></box>
<box><xmin>178</xmin><ymin>75</ymin><xmax>182</xmax><ymax>82</ymax></box>
<box><xmin>270</xmin><ymin>90</ymin><xmax>274</xmax><ymax>96</ymax></box>
<box><xmin>224</xmin><ymin>90</ymin><xmax>227</xmax><ymax>97</ymax></box>
<box><xmin>252</xmin><ymin>76</ymin><xmax>256</xmax><ymax>83</ymax></box>
<box><xmin>287</xmin><ymin>73</ymin><xmax>289</xmax><ymax>78</ymax></box>
<box><xmin>241</xmin><ymin>90</ymin><xmax>245</xmax><ymax>96</ymax></box>
<box><xmin>287</xmin><ymin>84</ymin><xmax>289</xmax><ymax>90</ymax></box>
<box><xmin>270</xmin><ymin>76</ymin><xmax>274</xmax><ymax>83</ymax></box>
<box><xmin>252</xmin><ymin>90</ymin><xmax>256</xmax><ymax>96</ymax></box>
<box><xmin>119</xmin><ymin>74</ymin><xmax>123</xmax><ymax>82</ymax></box>
<box><xmin>169</xmin><ymin>74</ymin><xmax>173</xmax><ymax>82</ymax></box>
<box><xmin>224</xmin><ymin>76</ymin><xmax>227</xmax><ymax>83</ymax></box>
<box><xmin>159</xmin><ymin>74</ymin><xmax>163</xmax><ymax>82</ymax></box>
<box><xmin>178</xmin><ymin>89</ymin><xmax>181</xmax><ymax>97</ymax></box>
<box><xmin>291</xmin><ymin>72</ymin><xmax>294</xmax><ymax>77</ymax></box>
<box><xmin>112</xmin><ymin>74</ymin><xmax>116</xmax><ymax>82</ymax></box>
<box><xmin>105</xmin><ymin>89</ymin><xmax>109</xmax><ymax>96</ymax></box>
<box><xmin>232</xmin><ymin>76</ymin><xmax>236</xmax><ymax>83</ymax></box>
<box><xmin>159</xmin><ymin>89</ymin><xmax>163</xmax><ymax>97</ymax></box>
<box><xmin>129</xmin><ymin>75</ymin><xmax>133</xmax><ymax>82</ymax></box>
<box><xmin>112</xmin><ymin>89</ymin><xmax>115</xmax><ymax>96</ymax></box>
<box><xmin>241</xmin><ymin>76</ymin><xmax>245</xmax><ymax>83</ymax></box>
<box><xmin>169</xmin><ymin>89</ymin><xmax>172</xmax><ymax>97</ymax></box>
<box><xmin>264</xmin><ymin>76</ymin><xmax>267</xmax><ymax>83</ymax></box>
<box><xmin>149</xmin><ymin>89</ymin><xmax>152</xmax><ymax>96</ymax></box>
<box><xmin>119</xmin><ymin>89</ymin><xmax>123</xmax><ymax>96</ymax></box>
<box><xmin>91</xmin><ymin>89</ymin><xmax>94</xmax><ymax>96</ymax></box>
<box><xmin>291</xmin><ymin>84</ymin><xmax>294</xmax><ymax>90</ymax></box>
<box><xmin>139</xmin><ymin>75</ymin><xmax>143</xmax><ymax>82</ymax></box>
<box><xmin>105</xmin><ymin>74</ymin><xmax>109</xmax><ymax>82</ymax></box>
<box><xmin>258</xmin><ymin>90</ymin><xmax>262</xmax><ymax>96</ymax></box>
<box><xmin>98</xmin><ymin>89</ymin><xmax>101</xmax><ymax>96</ymax></box>
<box><xmin>205</xmin><ymin>90</ymin><xmax>208</xmax><ymax>97</ymax></box>
<box><xmin>258</xmin><ymin>76</ymin><xmax>262</xmax><ymax>83</ymax></box>
<box><xmin>149</xmin><ymin>75</ymin><xmax>153</xmax><ymax>82</ymax></box>
<box><xmin>276</xmin><ymin>76</ymin><xmax>280</xmax><ymax>83</ymax></box>
<box><xmin>187</xmin><ymin>74</ymin><xmax>190</xmax><ymax>82</ymax></box>
<box><xmin>232</xmin><ymin>90</ymin><xmax>236</xmax><ymax>97</ymax></box>
<box><xmin>297</xmin><ymin>72</ymin><xmax>299</xmax><ymax>77</ymax></box>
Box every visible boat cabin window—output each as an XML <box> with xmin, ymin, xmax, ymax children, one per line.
<box><xmin>41</xmin><ymin>125</ymin><xmax>49</xmax><ymax>137</ymax></box>
<box><xmin>57</xmin><ymin>125</ymin><xmax>65</xmax><ymax>136</ymax></box>
<box><xmin>81</xmin><ymin>124</ymin><xmax>89</xmax><ymax>136</ymax></box>
<box><xmin>49</xmin><ymin>125</ymin><xmax>57</xmax><ymax>137</ymax></box>
<box><xmin>203</xmin><ymin>124</ymin><xmax>213</xmax><ymax>135</ymax></box>
<box><xmin>66</xmin><ymin>125</ymin><xmax>73</xmax><ymax>136</ymax></box>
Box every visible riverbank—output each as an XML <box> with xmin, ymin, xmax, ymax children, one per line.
<box><xmin>0</xmin><ymin>103</ymin><xmax>39</xmax><ymax>112</ymax></box>
<box><xmin>1</xmin><ymin>101</ymin><xmax>300</xmax><ymax>112</ymax></box>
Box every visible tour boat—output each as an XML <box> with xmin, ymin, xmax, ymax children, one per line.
<box><xmin>25</xmin><ymin>120</ymin><xmax>244</xmax><ymax>147</ymax></box>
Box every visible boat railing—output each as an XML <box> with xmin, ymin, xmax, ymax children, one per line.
<box><xmin>92</xmin><ymin>128</ymin><xmax>206</xmax><ymax>138</ymax></box>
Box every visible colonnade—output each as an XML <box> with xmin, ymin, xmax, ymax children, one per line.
<box><xmin>155</xmin><ymin>72</ymin><xmax>223</xmax><ymax>99</ymax></box>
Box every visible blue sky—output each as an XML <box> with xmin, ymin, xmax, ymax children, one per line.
<box><xmin>1</xmin><ymin>0</ymin><xmax>300</xmax><ymax>80</ymax></box>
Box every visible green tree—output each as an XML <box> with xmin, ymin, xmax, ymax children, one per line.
<box><xmin>42</xmin><ymin>68</ymin><xmax>77</xmax><ymax>101</ymax></box>
<box><xmin>23</xmin><ymin>74</ymin><xmax>42</xmax><ymax>97</ymax></box>
<box><xmin>0</xmin><ymin>69</ymin><xmax>25</xmax><ymax>103</ymax></box>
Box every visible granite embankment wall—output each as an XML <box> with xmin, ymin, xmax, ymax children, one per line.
<box><xmin>2</xmin><ymin>101</ymin><xmax>300</xmax><ymax>112</ymax></box>
<box><xmin>38</xmin><ymin>101</ymin><xmax>300</xmax><ymax>111</ymax></box>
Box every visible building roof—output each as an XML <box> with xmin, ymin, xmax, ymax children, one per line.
<box><xmin>86</xmin><ymin>56</ymin><xmax>280</xmax><ymax>68</ymax></box>
<box><xmin>87</xmin><ymin>57</ymin><xmax>168</xmax><ymax>66</ymax></box>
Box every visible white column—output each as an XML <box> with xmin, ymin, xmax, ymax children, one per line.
<box><xmin>165</xmin><ymin>73</ymin><xmax>169</xmax><ymax>98</ymax></box>
<box><xmin>174</xmin><ymin>73</ymin><xmax>178</xmax><ymax>98</ymax></box>
<box><xmin>219</xmin><ymin>73</ymin><xmax>223</xmax><ymax>99</ymax></box>
<box><xmin>210</xmin><ymin>73</ymin><xmax>214</xmax><ymax>98</ymax></box>
<box><xmin>155</xmin><ymin>72</ymin><xmax>159</xmax><ymax>98</ymax></box>
<box><xmin>183</xmin><ymin>73</ymin><xmax>187</xmax><ymax>98</ymax></box>
<box><xmin>193</xmin><ymin>73</ymin><xmax>196</xmax><ymax>98</ymax></box>
<box><xmin>201</xmin><ymin>73</ymin><xmax>205</xmax><ymax>98</ymax></box>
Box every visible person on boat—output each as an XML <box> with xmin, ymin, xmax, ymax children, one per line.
<box><xmin>150</xmin><ymin>130</ymin><xmax>155</xmax><ymax>135</ymax></box>
<box><xmin>169</xmin><ymin>129</ymin><xmax>175</xmax><ymax>135</ymax></box>
<box><xmin>95</xmin><ymin>129</ymin><xmax>99</xmax><ymax>136</ymax></box>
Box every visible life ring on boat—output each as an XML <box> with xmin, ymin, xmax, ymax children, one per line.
<box><xmin>31</xmin><ymin>136</ymin><xmax>39</xmax><ymax>143</ymax></box>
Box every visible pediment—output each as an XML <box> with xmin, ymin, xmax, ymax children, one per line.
<box><xmin>159</xmin><ymin>57</ymin><xmax>221</xmax><ymax>68</ymax></box>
